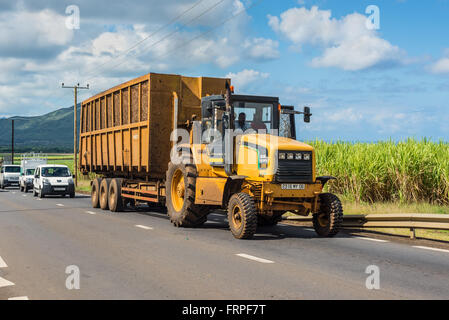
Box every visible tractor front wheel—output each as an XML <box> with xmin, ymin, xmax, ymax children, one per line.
<box><xmin>228</xmin><ymin>193</ymin><xmax>257</xmax><ymax>239</ymax></box>
<box><xmin>313</xmin><ymin>193</ymin><xmax>343</xmax><ymax>237</ymax></box>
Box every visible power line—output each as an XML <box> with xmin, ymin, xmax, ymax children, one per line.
<box><xmin>81</xmin><ymin>0</ymin><xmax>209</xmax><ymax>81</ymax></box>
<box><xmin>162</xmin><ymin>0</ymin><xmax>263</xmax><ymax>60</ymax></box>
<box><xmin>83</xmin><ymin>0</ymin><xmax>229</xmax><ymax>83</ymax></box>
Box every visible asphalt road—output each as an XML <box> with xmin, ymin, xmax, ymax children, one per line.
<box><xmin>1</xmin><ymin>187</ymin><xmax>449</xmax><ymax>300</ymax></box>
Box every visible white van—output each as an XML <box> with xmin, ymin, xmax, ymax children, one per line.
<box><xmin>33</xmin><ymin>165</ymin><xmax>75</xmax><ymax>198</ymax></box>
<box><xmin>0</xmin><ymin>165</ymin><xmax>21</xmax><ymax>189</ymax></box>
<box><xmin>20</xmin><ymin>158</ymin><xmax>47</xmax><ymax>193</ymax></box>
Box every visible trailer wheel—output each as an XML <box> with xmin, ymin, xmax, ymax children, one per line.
<box><xmin>166</xmin><ymin>161</ymin><xmax>209</xmax><ymax>228</ymax></box>
<box><xmin>99</xmin><ymin>178</ymin><xmax>111</xmax><ymax>210</ymax></box>
<box><xmin>228</xmin><ymin>193</ymin><xmax>257</xmax><ymax>239</ymax></box>
<box><xmin>313</xmin><ymin>193</ymin><xmax>343</xmax><ymax>237</ymax></box>
<box><xmin>108</xmin><ymin>178</ymin><xmax>124</xmax><ymax>212</ymax></box>
<box><xmin>91</xmin><ymin>178</ymin><xmax>101</xmax><ymax>208</ymax></box>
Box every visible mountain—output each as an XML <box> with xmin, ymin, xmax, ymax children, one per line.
<box><xmin>0</xmin><ymin>106</ymin><xmax>80</xmax><ymax>153</ymax></box>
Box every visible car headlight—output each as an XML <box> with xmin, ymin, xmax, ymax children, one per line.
<box><xmin>68</xmin><ymin>178</ymin><xmax>74</xmax><ymax>184</ymax></box>
<box><xmin>43</xmin><ymin>178</ymin><xmax>50</xmax><ymax>184</ymax></box>
<box><xmin>279</xmin><ymin>152</ymin><xmax>286</xmax><ymax>160</ymax></box>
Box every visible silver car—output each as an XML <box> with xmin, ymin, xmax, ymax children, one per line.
<box><xmin>0</xmin><ymin>165</ymin><xmax>21</xmax><ymax>189</ymax></box>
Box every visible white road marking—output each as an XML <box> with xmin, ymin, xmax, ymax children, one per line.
<box><xmin>8</xmin><ymin>296</ymin><xmax>29</xmax><ymax>300</ymax></box>
<box><xmin>236</xmin><ymin>253</ymin><xmax>274</xmax><ymax>264</ymax></box>
<box><xmin>413</xmin><ymin>246</ymin><xmax>449</xmax><ymax>254</ymax></box>
<box><xmin>0</xmin><ymin>256</ymin><xmax>7</xmax><ymax>268</ymax></box>
<box><xmin>135</xmin><ymin>224</ymin><xmax>153</xmax><ymax>230</ymax></box>
<box><xmin>0</xmin><ymin>277</ymin><xmax>15</xmax><ymax>288</ymax></box>
<box><xmin>56</xmin><ymin>204</ymin><xmax>64</xmax><ymax>207</ymax></box>
<box><xmin>85</xmin><ymin>211</ymin><xmax>96</xmax><ymax>215</ymax></box>
<box><xmin>303</xmin><ymin>228</ymin><xmax>315</xmax><ymax>232</ymax></box>
<box><xmin>354</xmin><ymin>236</ymin><xmax>389</xmax><ymax>243</ymax></box>
<box><xmin>12</xmin><ymin>192</ymin><xmax>16</xmax><ymax>194</ymax></box>
<box><xmin>22</xmin><ymin>194</ymin><xmax>27</xmax><ymax>197</ymax></box>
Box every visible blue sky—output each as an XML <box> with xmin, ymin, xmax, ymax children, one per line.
<box><xmin>0</xmin><ymin>0</ymin><xmax>448</xmax><ymax>141</ymax></box>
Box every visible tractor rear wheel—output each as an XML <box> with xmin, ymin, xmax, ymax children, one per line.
<box><xmin>165</xmin><ymin>161</ymin><xmax>209</xmax><ymax>228</ymax></box>
<box><xmin>313</xmin><ymin>193</ymin><xmax>343</xmax><ymax>237</ymax></box>
<box><xmin>228</xmin><ymin>193</ymin><xmax>257</xmax><ymax>239</ymax></box>
<box><xmin>91</xmin><ymin>178</ymin><xmax>101</xmax><ymax>208</ymax></box>
<box><xmin>99</xmin><ymin>178</ymin><xmax>111</xmax><ymax>210</ymax></box>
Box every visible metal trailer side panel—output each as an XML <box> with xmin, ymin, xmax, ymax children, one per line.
<box><xmin>79</xmin><ymin>73</ymin><xmax>229</xmax><ymax>180</ymax></box>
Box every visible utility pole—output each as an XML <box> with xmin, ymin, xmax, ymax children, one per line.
<box><xmin>11</xmin><ymin>119</ymin><xmax>14</xmax><ymax>165</ymax></box>
<box><xmin>62</xmin><ymin>83</ymin><xmax>89</xmax><ymax>187</ymax></box>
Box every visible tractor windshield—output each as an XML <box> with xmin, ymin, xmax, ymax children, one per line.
<box><xmin>233</xmin><ymin>101</ymin><xmax>274</xmax><ymax>134</ymax></box>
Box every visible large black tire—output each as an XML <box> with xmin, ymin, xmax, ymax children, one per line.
<box><xmin>313</xmin><ymin>193</ymin><xmax>343</xmax><ymax>237</ymax></box>
<box><xmin>165</xmin><ymin>161</ymin><xmax>209</xmax><ymax>228</ymax></box>
<box><xmin>108</xmin><ymin>178</ymin><xmax>124</xmax><ymax>212</ymax></box>
<box><xmin>99</xmin><ymin>178</ymin><xmax>111</xmax><ymax>210</ymax></box>
<box><xmin>91</xmin><ymin>178</ymin><xmax>101</xmax><ymax>208</ymax></box>
<box><xmin>228</xmin><ymin>193</ymin><xmax>257</xmax><ymax>239</ymax></box>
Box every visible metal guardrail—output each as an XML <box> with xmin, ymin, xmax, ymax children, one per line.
<box><xmin>283</xmin><ymin>214</ymin><xmax>449</xmax><ymax>239</ymax></box>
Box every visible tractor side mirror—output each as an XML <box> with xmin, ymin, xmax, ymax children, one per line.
<box><xmin>304</xmin><ymin>106</ymin><xmax>312</xmax><ymax>123</ymax></box>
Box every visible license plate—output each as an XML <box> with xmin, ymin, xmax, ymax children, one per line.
<box><xmin>281</xmin><ymin>184</ymin><xmax>305</xmax><ymax>190</ymax></box>
<box><xmin>54</xmin><ymin>188</ymin><xmax>66</xmax><ymax>191</ymax></box>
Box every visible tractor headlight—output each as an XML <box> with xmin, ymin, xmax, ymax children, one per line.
<box><xmin>295</xmin><ymin>153</ymin><xmax>302</xmax><ymax>160</ymax></box>
<box><xmin>303</xmin><ymin>153</ymin><xmax>311</xmax><ymax>161</ymax></box>
<box><xmin>279</xmin><ymin>152</ymin><xmax>286</xmax><ymax>160</ymax></box>
<box><xmin>287</xmin><ymin>153</ymin><xmax>294</xmax><ymax>160</ymax></box>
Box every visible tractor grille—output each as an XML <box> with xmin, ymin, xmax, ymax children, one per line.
<box><xmin>275</xmin><ymin>152</ymin><xmax>313</xmax><ymax>183</ymax></box>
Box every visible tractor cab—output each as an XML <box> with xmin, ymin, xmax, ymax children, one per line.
<box><xmin>200</xmin><ymin>93</ymin><xmax>311</xmax><ymax>142</ymax></box>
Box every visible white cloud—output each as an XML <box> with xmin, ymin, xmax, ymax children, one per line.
<box><xmin>0</xmin><ymin>8</ymin><xmax>73</xmax><ymax>58</ymax></box>
<box><xmin>429</xmin><ymin>49</ymin><xmax>449</xmax><ymax>74</ymax></box>
<box><xmin>226</xmin><ymin>69</ymin><xmax>269</xmax><ymax>90</ymax></box>
<box><xmin>243</xmin><ymin>38</ymin><xmax>280</xmax><ymax>60</ymax></box>
<box><xmin>268</xmin><ymin>6</ymin><xmax>402</xmax><ymax>70</ymax></box>
<box><xmin>0</xmin><ymin>0</ymin><xmax>280</xmax><ymax>117</ymax></box>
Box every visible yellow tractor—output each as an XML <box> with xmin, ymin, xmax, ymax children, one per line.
<box><xmin>166</xmin><ymin>83</ymin><xmax>343</xmax><ymax>239</ymax></box>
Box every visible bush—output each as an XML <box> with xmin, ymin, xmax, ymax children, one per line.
<box><xmin>311</xmin><ymin>139</ymin><xmax>449</xmax><ymax>205</ymax></box>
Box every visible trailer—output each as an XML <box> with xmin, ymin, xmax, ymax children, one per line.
<box><xmin>79</xmin><ymin>73</ymin><xmax>229</xmax><ymax>210</ymax></box>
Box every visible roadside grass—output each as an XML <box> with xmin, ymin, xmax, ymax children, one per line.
<box><xmin>339</xmin><ymin>197</ymin><xmax>449</xmax><ymax>215</ymax></box>
<box><xmin>76</xmin><ymin>179</ymin><xmax>91</xmax><ymax>193</ymax></box>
